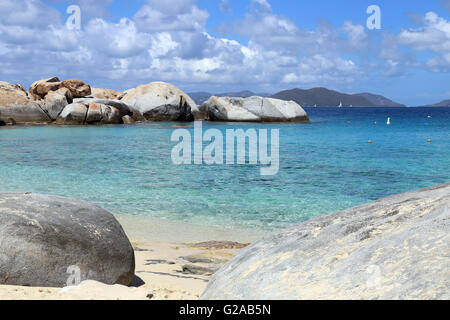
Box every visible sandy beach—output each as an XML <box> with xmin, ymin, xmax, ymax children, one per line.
<box><xmin>0</xmin><ymin>215</ymin><xmax>267</xmax><ymax>300</ymax></box>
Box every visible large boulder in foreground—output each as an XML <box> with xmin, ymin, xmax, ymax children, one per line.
<box><xmin>0</xmin><ymin>193</ymin><xmax>135</xmax><ymax>287</ymax></box>
<box><xmin>200</xmin><ymin>96</ymin><xmax>309</xmax><ymax>122</ymax></box>
<box><xmin>121</xmin><ymin>82</ymin><xmax>196</xmax><ymax>121</ymax></box>
<box><xmin>202</xmin><ymin>183</ymin><xmax>450</xmax><ymax>300</ymax></box>
<box><xmin>0</xmin><ymin>81</ymin><xmax>51</xmax><ymax>124</ymax></box>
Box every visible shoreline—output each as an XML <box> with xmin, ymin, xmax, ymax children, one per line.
<box><xmin>0</xmin><ymin>239</ymin><xmax>247</xmax><ymax>300</ymax></box>
<box><xmin>116</xmin><ymin>215</ymin><xmax>270</xmax><ymax>244</ymax></box>
<box><xmin>0</xmin><ymin>217</ymin><xmax>263</xmax><ymax>300</ymax></box>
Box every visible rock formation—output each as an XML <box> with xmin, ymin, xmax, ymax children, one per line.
<box><xmin>0</xmin><ymin>192</ymin><xmax>135</xmax><ymax>287</ymax></box>
<box><xmin>200</xmin><ymin>96</ymin><xmax>309</xmax><ymax>122</ymax></box>
<box><xmin>201</xmin><ymin>183</ymin><xmax>450</xmax><ymax>300</ymax></box>
<box><xmin>121</xmin><ymin>82</ymin><xmax>197</xmax><ymax>121</ymax></box>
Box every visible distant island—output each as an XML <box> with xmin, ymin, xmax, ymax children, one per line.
<box><xmin>421</xmin><ymin>99</ymin><xmax>450</xmax><ymax>107</ymax></box>
<box><xmin>190</xmin><ymin>87</ymin><xmax>406</xmax><ymax>107</ymax></box>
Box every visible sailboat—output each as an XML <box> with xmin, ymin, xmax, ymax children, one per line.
<box><xmin>338</xmin><ymin>101</ymin><xmax>343</xmax><ymax>108</ymax></box>
<box><xmin>387</xmin><ymin>117</ymin><xmax>391</xmax><ymax>125</ymax></box>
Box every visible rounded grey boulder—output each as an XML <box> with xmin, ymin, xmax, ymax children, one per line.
<box><xmin>201</xmin><ymin>183</ymin><xmax>450</xmax><ymax>300</ymax></box>
<box><xmin>0</xmin><ymin>193</ymin><xmax>135</xmax><ymax>287</ymax></box>
<box><xmin>200</xmin><ymin>96</ymin><xmax>309</xmax><ymax>122</ymax></box>
<box><xmin>121</xmin><ymin>82</ymin><xmax>196</xmax><ymax>121</ymax></box>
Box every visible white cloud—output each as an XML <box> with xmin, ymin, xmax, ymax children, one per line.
<box><xmin>0</xmin><ymin>0</ymin><xmax>62</xmax><ymax>28</ymax></box>
<box><xmin>42</xmin><ymin>0</ymin><xmax>114</xmax><ymax>19</ymax></box>
<box><xmin>1</xmin><ymin>0</ymin><xmax>448</xmax><ymax>94</ymax></box>
<box><xmin>0</xmin><ymin>0</ymin><xmax>370</xmax><ymax>92</ymax></box>
<box><xmin>84</xmin><ymin>18</ymin><xmax>150</xmax><ymax>58</ymax></box>
<box><xmin>399</xmin><ymin>12</ymin><xmax>450</xmax><ymax>71</ymax></box>
<box><xmin>252</xmin><ymin>0</ymin><xmax>272</xmax><ymax>11</ymax></box>
<box><xmin>134</xmin><ymin>0</ymin><xmax>209</xmax><ymax>33</ymax></box>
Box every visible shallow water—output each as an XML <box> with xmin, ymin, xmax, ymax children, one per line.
<box><xmin>0</xmin><ymin>107</ymin><xmax>449</xmax><ymax>233</ymax></box>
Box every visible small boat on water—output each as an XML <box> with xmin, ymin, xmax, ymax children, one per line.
<box><xmin>338</xmin><ymin>101</ymin><xmax>343</xmax><ymax>108</ymax></box>
<box><xmin>387</xmin><ymin>117</ymin><xmax>391</xmax><ymax>125</ymax></box>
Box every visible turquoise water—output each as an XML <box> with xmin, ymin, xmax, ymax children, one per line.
<box><xmin>0</xmin><ymin>107</ymin><xmax>449</xmax><ymax>232</ymax></box>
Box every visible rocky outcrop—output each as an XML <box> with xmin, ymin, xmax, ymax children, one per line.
<box><xmin>61</xmin><ymin>79</ymin><xmax>91</xmax><ymax>98</ymax></box>
<box><xmin>56</xmin><ymin>99</ymin><xmax>132</xmax><ymax>125</ymax></box>
<box><xmin>200</xmin><ymin>96</ymin><xmax>309</xmax><ymax>122</ymax></box>
<box><xmin>43</xmin><ymin>88</ymin><xmax>73</xmax><ymax>120</ymax></box>
<box><xmin>74</xmin><ymin>98</ymin><xmax>131</xmax><ymax>118</ymax></box>
<box><xmin>29</xmin><ymin>77</ymin><xmax>62</xmax><ymax>99</ymax></box>
<box><xmin>56</xmin><ymin>103</ymin><xmax>88</xmax><ymax>125</ymax></box>
<box><xmin>29</xmin><ymin>77</ymin><xmax>91</xmax><ymax>101</ymax></box>
<box><xmin>91</xmin><ymin>88</ymin><xmax>124</xmax><ymax>100</ymax></box>
<box><xmin>121</xmin><ymin>82</ymin><xmax>197</xmax><ymax>121</ymax></box>
<box><xmin>0</xmin><ymin>81</ymin><xmax>28</xmax><ymax>96</ymax></box>
<box><xmin>122</xmin><ymin>115</ymin><xmax>135</xmax><ymax>124</ymax></box>
<box><xmin>201</xmin><ymin>183</ymin><xmax>450</xmax><ymax>300</ymax></box>
<box><xmin>0</xmin><ymin>192</ymin><xmax>135</xmax><ymax>287</ymax></box>
<box><xmin>97</xmin><ymin>104</ymin><xmax>121</xmax><ymax>124</ymax></box>
<box><xmin>0</xmin><ymin>81</ymin><xmax>51</xmax><ymax>124</ymax></box>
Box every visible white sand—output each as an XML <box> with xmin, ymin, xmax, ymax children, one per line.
<box><xmin>0</xmin><ymin>216</ymin><xmax>264</xmax><ymax>300</ymax></box>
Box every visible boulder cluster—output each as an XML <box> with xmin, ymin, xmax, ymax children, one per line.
<box><xmin>0</xmin><ymin>77</ymin><xmax>309</xmax><ymax>126</ymax></box>
<box><xmin>0</xmin><ymin>77</ymin><xmax>136</xmax><ymax>125</ymax></box>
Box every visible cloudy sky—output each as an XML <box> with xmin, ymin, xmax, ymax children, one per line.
<box><xmin>1</xmin><ymin>0</ymin><xmax>450</xmax><ymax>105</ymax></box>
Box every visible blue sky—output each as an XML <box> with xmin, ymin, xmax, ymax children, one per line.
<box><xmin>1</xmin><ymin>0</ymin><xmax>450</xmax><ymax>105</ymax></box>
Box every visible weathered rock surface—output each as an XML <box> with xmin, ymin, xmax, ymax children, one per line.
<box><xmin>91</xmin><ymin>88</ymin><xmax>124</xmax><ymax>100</ymax></box>
<box><xmin>73</xmin><ymin>98</ymin><xmax>131</xmax><ymax>118</ymax></box>
<box><xmin>56</xmin><ymin>103</ymin><xmax>87</xmax><ymax>125</ymax></box>
<box><xmin>0</xmin><ymin>81</ymin><xmax>51</xmax><ymax>124</ymax></box>
<box><xmin>0</xmin><ymin>192</ymin><xmax>135</xmax><ymax>287</ymax></box>
<box><xmin>99</xmin><ymin>104</ymin><xmax>121</xmax><ymax>124</ymax></box>
<box><xmin>0</xmin><ymin>81</ymin><xmax>28</xmax><ymax>97</ymax></box>
<box><xmin>200</xmin><ymin>96</ymin><xmax>309</xmax><ymax>122</ymax></box>
<box><xmin>201</xmin><ymin>183</ymin><xmax>450</xmax><ymax>300</ymax></box>
<box><xmin>43</xmin><ymin>88</ymin><xmax>73</xmax><ymax>120</ymax></box>
<box><xmin>61</xmin><ymin>79</ymin><xmax>91</xmax><ymax>98</ymax></box>
<box><xmin>56</xmin><ymin>100</ymin><xmax>130</xmax><ymax>125</ymax></box>
<box><xmin>29</xmin><ymin>77</ymin><xmax>61</xmax><ymax>99</ymax></box>
<box><xmin>86</xmin><ymin>103</ymin><xmax>103</xmax><ymax>123</ymax></box>
<box><xmin>121</xmin><ymin>82</ymin><xmax>196</xmax><ymax>121</ymax></box>
<box><xmin>182</xmin><ymin>265</ymin><xmax>219</xmax><ymax>276</ymax></box>
<box><xmin>122</xmin><ymin>115</ymin><xmax>135</xmax><ymax>124</ymax></box>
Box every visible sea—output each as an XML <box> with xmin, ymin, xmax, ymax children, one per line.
<box><xmin>1</xmin><ymin>107</ymin><xmax>449</xmax><ymax>235</ymax></box>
